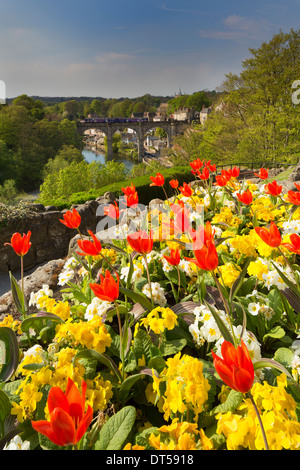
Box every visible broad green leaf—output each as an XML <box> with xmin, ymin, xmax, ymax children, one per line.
<box><xmin>21</xmin><ymin>312</ymin><xmax>64</xmax><ymax>335</ymax></box>
<box><xmin>253</xmin><ymin>358</ymin><xmax>293</xmax><ymax>380</ymax></box>
<box><xmin>119</xmin><ymin>286</ymin><xmax>153</xmax><ymax>311</ymax></box>
<box><xmin>273</xmin><ymin>347</ymin><xmax>293</xmax><ymax>369</ymax></box>
<box><xmin>263</xmin><ymin>325</ymin><xmax>285</xmax><ymax>342</ymax></box>
<box><xmin>0</xmin><ymin>389</ymin><xmax>11</xmax><ymax>423</ymax></box>
<box><xmin>159</xmin><ymin>338</ymin><xmax>187</xmax><ymax>356</ymax></box>
<box><xmin>0</xmin><ymin>327</ymin><xmax>19</xmax><ymax>382</ymax></box>
<box><xmin>119</xmin><ymin>368</ymin><xmax>156</xmax><ymax>403</ymax></box>
<box><xmin>133</xmin><ymin>329</ymin><xmax>154</xmax><ymax>364</ymax></box>
<box><xmin>9</xmin><ymin>272</ymin><xmax>28</xmax><ymax>316</ymax></box>
<box><xmin>210</xmin><ymin>389</ymin><xmax>244</xmax><ymax>415</ymax></box>
<box><xmin>74</xmin><ymin>349</ymin><xmax>122</xmax><ymax>381</ymax></box>
<box><xmin>94</xmin><ymin>406</ymin><xmax>136</xmax><ymax>450</ymax></box>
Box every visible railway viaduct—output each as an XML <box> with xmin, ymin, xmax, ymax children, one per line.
<box><xmin>77</xmin><ymin>119</ymin><xmax>188</xmax><ymax>162</ymax></box>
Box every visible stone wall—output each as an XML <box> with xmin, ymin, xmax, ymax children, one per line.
<box><xmin>0</xmin><ymin>193</ymin><xmax>116</xmax><ymax>274</ymax></box>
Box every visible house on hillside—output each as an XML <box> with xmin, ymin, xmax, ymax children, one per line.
<box><xmin>153</xmin><ymin>103</ymin><xmax>169</xmax><ymax>121</ymax></box>
<box><xmin>200</xmin><ymin>105</ymin><xmax>213</xmax><ymax>125</ymax></box>
<box><xmin>173</xmin><ymin>107</ymin><xmax>195</xmax><ymax>122</ymax></box>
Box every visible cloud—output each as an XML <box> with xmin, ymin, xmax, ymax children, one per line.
<box><xmin>159</xmin><ymin>3</ymin><xmax>206</xmax><ymax>14</ymax></box>
<box><xmin>198</xmin><ymin>14</ymin><xmax>272</xmax><ymax>43</ymax></box>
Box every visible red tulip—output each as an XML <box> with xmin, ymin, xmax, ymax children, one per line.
<box><xmin>208</xmin><ymin>163</ymin><xmax>216</xmax><ymax>172</ymax></box>
<box><xmin>31</xmin><ymin>378</ymin><xmax>93</xmax><ymax>447</ymax></box>
<box><xmin>190</xmin><ymin>158</ymin><xmax>203</xmax><ymax>173</ymax></box>
<box><xmin>254</xmin><ymin>168</ymin><xmax>269</xmax><ymax>180</ymax></box>
<box><xmin>264</xmin><ymin>180</ymin><xmax>282</xmax><ymax>197</ymax></box>
<box><xmin>169</xmin><ymin>179</ymin><xmax>179</xmax><ymax>189</ymax></box>
<box><xmin>104</xmin><ymin>201</ymin><xmax>120</xmax><ymax>220</ymax></box>
<box><xmin>230</xmin><ymin>166</ymin><xmax>240</xmax><ymax>178</ymax></box>
<box><xmin>59</xmin><ymin>208</ymin><xmax>81</xmax><ymax>229</ymax></box>
<box><xmin>127</xmin><ymin>230</ymin><xmax>153</xmax><ymax>255</ymax></box>
<box><xmin>163</xmin><ymin>248</ymin><xmax>181</xmax><ymax>266</ymax></box>
<box><xmin>179</xmin><ymin>182</ymin><xmax>193</xmax><ymax>197</ymax></box>
<box><xmin>212</xmin><ymin>340</ymin><xmax>254</xmax><ymax>394</ymax></box>
<box><xmin>197</xmin><ymin>167</ymin><xmax>210</xmax><ymax>180</ymax></box>
<box><xmin>282</xmin><ymin>233</ymin><xmax>300</xmax><ymax>255</ymax></box>
<box><xmin>189</xmin><ymin>220</ymin><xmax>215</xmax><ymax>245</ymax></box>
<box><xmin>194</xmin><ymin>239</ymin><xmax>219</xmax><ymax>271</ymax></box>
<box><xmin>214</xmin><ymin>174</ymin><xmax>230</xmax><ymax>187</ymax></box>
<box><xmin>77</xmin><ymin>230</ymin><xmax>102</xmax><ymax>256</ymax></box>
<box><xmin>173</xmin><ymin>206</ymin><xmax>191</xmax><ymax>235</ymax></box>
<box><xmin>186</xmin><ymin>238</ymin><xmax>219</xmax><ymax>271</ymax></box>
<box><xmin>294</xmin><ymin>182</ymin><xmax>300</xmax><ymax>191</ymax></box>
<box><xmin>255</xmin><ymin>221</ymin><xmax>281</xmax><ymax>247</ymax></box>
<box><xmin>122</xmin><ymin>183</ymin><xmax>136</xmax><ymax>196</ymax></box>
<box><xmin>286</xmin><ymin>190</ymin><xmax>300</xmax><ymax>206</ymax></box>
<box><xmin>236</xmin><ymin>189</ymin><xmax>253</xmax><ymax>205</ymax></box>
<box><xmin>125</xmin><ymin>191</ymin><xmax>139</xmax><ymax>207</ymax></box>
<box><xmin>5</xmin><ymin>231</ymin><xmax>32</xmax><ymax>257</ymax></box>
<box><xmin>150</xmin><ymin>172</ymin><xmax>165</xmax><ymax>187</ymax></box>
<box><xmin>90</xmin><ymin>270</ymin><xmax>119</xmax><ymax>302</ymax></box>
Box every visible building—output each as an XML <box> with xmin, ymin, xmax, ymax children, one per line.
<box><xmin>173</xmin><ymin>107</ymin><xmax>195</xmax><ymax>122</ymax></box>
<box><xmin>153</xmin><ymin>103</ymin><xmax>169</xmax><ymax>121</ymax></box>
<box><xmin>200</xmin><ymin>105</ymin><xmax>213</xmax><ymax>125</ymax></box>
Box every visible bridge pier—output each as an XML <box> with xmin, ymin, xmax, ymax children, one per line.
<box><xmin>77</xmin><ymin>120</ymin><xmax>187</xmax><ymax>163</ymax></box>
<box><xmin>106</xmin><ymin>126</ymin><xmax>114</xmax><ymax>161</ymax></box>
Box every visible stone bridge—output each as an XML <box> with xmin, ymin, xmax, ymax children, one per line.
<box><xmin>77</xmin><ymin>120</ymin><xmax>188</xmax><ymax>161</ymax></box>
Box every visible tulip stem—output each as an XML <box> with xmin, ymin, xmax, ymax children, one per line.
<box><xmin>144</xmin><ymin>255</ymin><xmax>155</xmax><ymax>308</ymax></box>
<box><xmin>20</xmin><ymin>255</ymin><xmax>24</xmax><ymax>296</ymax></box>
<box><xmin>247</xmin><ymin>391</ymin><xmax>269</xmax><ymax>451</ymax></box>
<box><xmin>115</xmin><ymin>301</ymin><xmax>125</xmax><ymax>380</ymax></box>
<box><xmin>213</xmin><ymin>271</ymin><xmax>237</xmax><ymax>347</ymax></box>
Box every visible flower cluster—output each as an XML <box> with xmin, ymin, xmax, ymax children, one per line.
<box><xmin>150</xmin><ymin>352</ymin><xmax>211</xmax><ymax>422</ymax></box>
<box><xmin>2</xmin><ymin>161</ymin><xmax>300</xmax><ymax>451</ymax></box>
<box><xmin>216</xmin><ymin>374</ymin><xmax>300</xmax><ymax>450</ymax></box>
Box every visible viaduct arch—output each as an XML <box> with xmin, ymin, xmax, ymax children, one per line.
<box><xmin>77</xmin><ymin>120</ymin><xmax>188</xmax><ymax>162</ymax></box>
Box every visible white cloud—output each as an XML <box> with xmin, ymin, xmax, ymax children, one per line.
<box><xmin>199</xmin><ymin>14</ymin><xmax>273</xmax><ymax>43</ymax></box>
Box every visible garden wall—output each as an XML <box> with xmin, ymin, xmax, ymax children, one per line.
<box><xmin>0</xmin><ymin>195</ymin><xmax>114</xmax><ymax>274</ymax></box>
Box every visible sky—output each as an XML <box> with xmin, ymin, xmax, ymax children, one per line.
<box><xmin>0</xmin><ymin>0</ymin><xmax>299</xmax><ymax>99</ymax></box>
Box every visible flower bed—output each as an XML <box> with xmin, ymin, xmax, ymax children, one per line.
<box><xmin>1</xmin><ymin>161</ymin><xmax>300</xmax><ymax>451</ymax></box>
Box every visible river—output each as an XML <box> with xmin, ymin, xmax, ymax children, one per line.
<box><xmin>82</xmin><ymin>147</ymin><xmax>135</xmax><ymax>171</ymax></box>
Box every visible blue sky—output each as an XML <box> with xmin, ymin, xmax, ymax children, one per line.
<box><xmin>0</xmin><ymin>0</ymin><xmax>299</xmax><ymax>98</ymax></box>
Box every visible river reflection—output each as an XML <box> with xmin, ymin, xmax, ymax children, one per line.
<box><xmin>82</xmin><ymin>147</ymin><xmax>135</xmax><ymax>171</ymax></box>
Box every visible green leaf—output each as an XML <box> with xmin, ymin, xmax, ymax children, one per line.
<box><xmin>204</xmin><ymin>301</ymin><xmax>235</xmax><ymax>345</ymax></box>
<box><xmin>119</xmin><ymin>286</ymin><xmax>153</xmax><ymax>311</ymax></box>
<box><xmin>229</xmin><ymin>257</ymin><xmax>252</xmax><ymax>302</ymax></box>
<box><xmin>271</xmin><ymin>261</ymin><xmax>300</xmax><ymax>299</ymax></box>
<box><xmin>253</xmin><ymin>358</ymin><xmax>294</xmax><ymax>380</ymax></box>
<box><xmin>159</xmin><ymin>338</ymin><xmax>187</xmax><ymax>356</ymax></box>
<box><xmin>94</xmin><ymin>406</ymin><xmax>136</xmax><ymax>450</ymax></box>
<box><xmin>263</xmin><ymin>325</ymin><xmax>285</xmax><ymax>342</ymax></box>
<box><xmin>0</xmin><ymin>327</ymin><xmax>19</xmax><ymax>382</ymax></box>
<box><xmin>74</xmin><ymin>349</ymin><xmax>122</xmax><ymax>381</ymax></box>
<box><xmin>21</xmin><ymin>312</ymin><xmax>64</xmax><ymax>335</ymax></box>
<box><xmin>273</xmin><ymin>347</ymin><xmax>293</xmax><ymax>369</ymax></box>
<box><xmin>9</xmin><ymin>272</ymin><xmax>28</xmax><ymax>316</ymax></box>
<box><xmin>119</xmin><ymin>369</ymin><xmax>155</xmax><ymax>403</ymax></box>
<box><xmin>133</xmin><ymin>329</ymin><xmax>154</xmax><ymax>364</ymax></box>
<box><xmin>0</xmin><ymin>389</ymin><xmax>11</xmax><ymax>423</ymax></box>
<box><xmin>210</xmin><ymin>389</ymin><xmax>244</xmax><ymax>415</ymax></box>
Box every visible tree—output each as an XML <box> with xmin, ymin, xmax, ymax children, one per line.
<box><xmin>12</xmin><ymin>94</ymin><xmax>45</xmax><ymax>120</ymax></box>
<box><xmin>199</xmin><ymin>29</ymin><xmax>300</xmax><ymax>164</ymax></box>
<box><xmin>186</xmin><ymin>92</ymin><xmax>211</xmax><ymax>112</ymax></box>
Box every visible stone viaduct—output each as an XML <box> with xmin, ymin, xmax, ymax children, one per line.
<box><xmin>77</xmin><ymin>119</ymin><xmax>188</xmax><ymax>162</ymax></box>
